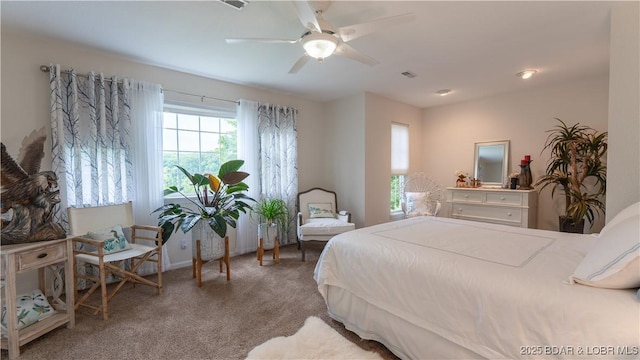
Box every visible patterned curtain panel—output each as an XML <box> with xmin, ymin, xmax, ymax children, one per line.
<box><xmin>50</xmin><ymin>65</ymin><xmax>133</xmax><ymax>226</ymax></box>
<box><xmin>258</xmin><ymin>104</ymin><xmax>298</xmax><ymax>244</ymax></box>
<box><xmin>49</xmin><ymin>65</ymin><xmax>137</xmax><ymax>286</ymax></box>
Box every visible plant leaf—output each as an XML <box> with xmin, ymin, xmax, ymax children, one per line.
<box><xmin>218</xmin><ymin>160</ymin><xmax>245</xmax><ymax>179</ymax></box>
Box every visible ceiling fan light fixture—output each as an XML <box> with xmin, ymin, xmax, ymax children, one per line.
<box><xmin>516</xmin><ymin>69</ymin><xmax>537</xmax><ymax>79</ymax></box>
<box><xmin>302</xmin><ymin>33</ymin><xmax>338</xmax><ymax>60</ymax></box>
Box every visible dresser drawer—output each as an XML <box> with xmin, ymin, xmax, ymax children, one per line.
<box><xmin>485</xmin><ymin>192</ymin><xmax>523</xmax><ymax>206</ymax></box>
<box><xmin>17</xmin><ymin>242</ymin><xmax>67</xmax><ymax>272</ymax></box>
<box><xmin>452</xmin><ymin>204</ymin><xmax>522</xmax><ymax>223</ymax></box>
<box><xmin>451</xmin><ymin>191</ymin><xmax>482</xmax><ymax>203</ymax></box>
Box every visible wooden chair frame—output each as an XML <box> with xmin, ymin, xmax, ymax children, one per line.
<box><xmin>68</xmin><ymin>202</ymin><xmax>163</xmax><ymax>320</ymax></box>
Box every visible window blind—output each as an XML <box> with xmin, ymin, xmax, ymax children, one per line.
<box><xmin>391</xmin><ymin>122</ymin><xmax>409</xmax><ymax>174</ymax></box>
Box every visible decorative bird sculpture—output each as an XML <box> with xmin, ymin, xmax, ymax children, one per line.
<box><xmin>1</xmin><ymin>127</ymin><xmax>65</xmax><ymax>244</ymax></box>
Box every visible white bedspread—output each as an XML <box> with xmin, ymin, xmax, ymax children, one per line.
<box><xmin>314</xmin><ymin>217</ymin><xmax>640</xmax><ymax>359</ymax></box>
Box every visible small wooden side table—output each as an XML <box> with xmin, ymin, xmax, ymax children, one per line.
<box><xmin>1</xmin><ymin>238</ymin><xmax>75</xmax><ymax>359</ymax></box>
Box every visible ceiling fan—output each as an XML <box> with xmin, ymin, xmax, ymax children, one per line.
<box><xmin>225</xmin><ymin>1</ymin><xmax>415</xmax><ymax>73</ymax></box>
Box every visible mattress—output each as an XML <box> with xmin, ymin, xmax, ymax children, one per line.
<box><xmin>314</xmin><ymin>216</ymin><xmax>640</xmax><ymax>359</ymax></box>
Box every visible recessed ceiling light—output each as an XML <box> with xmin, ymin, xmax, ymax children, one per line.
<box><xmin>436</xmin><ymin>89</ymin><xmax>451</xmax><ymax>96</ymax></box>
<box><xmin>516</xmin><ymin>69</ymin><xmax>537</xmax><ymax>79</ymax></box>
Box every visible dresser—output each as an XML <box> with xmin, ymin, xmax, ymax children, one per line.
<box><xmin>446</xmin><ymin>187</ymin><xmax>538</xmax><ymax>228</ymax></box>
<box><xmin>1</xmin><ymin>238</ymin><xmax>75</xmax><ymax>359</ymax></box>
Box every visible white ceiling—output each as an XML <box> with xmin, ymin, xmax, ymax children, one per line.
<box><xmin>1</xmin><ymin>1</ymin><xmax>613</xmax><ymax>108</ymax></box>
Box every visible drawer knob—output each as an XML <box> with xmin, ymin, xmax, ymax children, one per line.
<box><xmin>458</xmin><ymin>208</ymin><xmax>463</xmax><ymax>212</ymax></box>
<box><xmin>500</xmin><ymin>196</ymin><xmax>506</xmax><ymax>200</ymax></box>
<box><xmin>37</xmin><ymin>253</ymin><xmax>48</xmax><ymax>259</ymax></box>
<box><xmin>464</xmin><ymin>195</ymin><xmax>469</xmax><ymax>198</ymax></box>
<box><xmin>507</xmin><ymin>212</ymin><xmax>512</xmax><ymax>216</ymax></box>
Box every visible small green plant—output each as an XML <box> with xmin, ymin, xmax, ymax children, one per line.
<box><xmin>251</xmin><ymin>198</ymin><xmax>290</xmax><ymax>240</ymax></box>
<box><xmin>154</xmin><ymin>159</ymin><xmax>254</xmax><ymax>242</ymax></box>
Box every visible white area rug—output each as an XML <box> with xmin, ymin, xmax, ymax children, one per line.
<box><xmin>246</xmin><ymin>316</ymin><xmax>383</xmax><ymax>359</ymax></box>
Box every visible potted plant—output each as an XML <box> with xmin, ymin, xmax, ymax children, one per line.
<box><xmin>251</xmin><ymin>198</ymin><xmax>289</xmax><ymax>265</ymax></box>
<box><xmin>154</xmin><ymin>159</ymin><xmax>254</xmax><ymax>285</ymax></box>
<box><xmin>535</xmin><ymin>118</ymin><xmax>607</xmax><ymax>233</ymax></box>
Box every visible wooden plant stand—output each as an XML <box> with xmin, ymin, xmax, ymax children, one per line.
<box><xmin>257</xmin><ymin>236</ymin><xmax>280</xmax><ymax>266</ymax></box>
<box><xmin>191</xmin><ymin>236</ymin><xmax>230</xmax><ymax>287</ymax></box>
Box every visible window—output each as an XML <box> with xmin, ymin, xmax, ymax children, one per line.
<box><xmin>391</xmin><ymin>123</ymin><xmax>409</xmax><ymax>212</ymax></box>
<box><xmin>162</xmin><ymin>104</ymin><xmax>237</xmax><ymax>194</ymax></box>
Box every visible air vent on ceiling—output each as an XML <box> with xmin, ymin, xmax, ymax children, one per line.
<box><xmin>401</xmin><ymin>71</ymin><xmax>416</xmax><ymax>79</ymax></box>
<box><xmin>219</xmin><ymin>0</ymin><xmax>248</xmax><ymax>10</ymax></box>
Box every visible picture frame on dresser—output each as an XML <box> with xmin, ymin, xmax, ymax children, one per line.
<box><xmin>446</xmin><ymin>187</ymin><xmax>538</xmax><ymax>228</ymax></box>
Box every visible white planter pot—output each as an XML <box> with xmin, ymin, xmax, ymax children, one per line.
<box><xmin>258</xmin><ymin>223</ymin><xmax>279</xmax><ymax>250</ymax></box>
<box><xmin>192</xmin><ymin>221</ymin><xmax>226</xmax><ymax>261</ymax></box>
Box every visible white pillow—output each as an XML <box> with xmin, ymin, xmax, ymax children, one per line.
<box><xmin>87</xmin><ymin>224</ymin><xmax>131</xmax><ymax>254</ymax></box>
<box><xmin>405</xmin><ymin>192</ymin><xmax>436</xmax><ymax>217</ymax></box>
<box><xmin>570</xmin><ymin>214</ymin><xmax>640</xmax><ymax>289</ymax></box>
<box><xmin>308</xmin><ymin>203</ymin><xmax>335</xmax><ymax>218</ymax></box>
<box><xmin>599</xmin><ymin>201</ymin><xmax>640</xmax><ymax>237</ymax></box>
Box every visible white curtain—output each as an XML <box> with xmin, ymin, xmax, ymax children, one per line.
<box><xmin>236</xmin><ymin>99</ymin><xmax>260</xmax><ymax>254</ymax></box>
<box><xmin>50</xmin><ymin>65</ymin><xmax>166</xmax><ymax>277</ymax></box>
<box><xmin>129</xmin><ymin>79</ymin><xmax>168</xmax><ymax>273</ymax></box>
<box><xmin>258</xmin><ymin>103</ymin><xmax>298</xmax><ymax>245</ymax></box>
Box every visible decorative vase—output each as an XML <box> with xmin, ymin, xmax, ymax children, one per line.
<box><xmin>257</xmin><ymin>223</ymin><xmax>280</xmax><ymax>266</ymax></box>
<box><xmin>456</xmin><ymin>178</ymin><xmax>466</xmax><ymax>187</ymax></box>
<box><xmin>191</xmin><ymin>221</ymin><xmax>226</xmax><ymax>261</ymax></box>
<box><xmin>191</xmin><ymin>221</ymin><xmax>230</xmax><ymax>286</ymax></box>
<box><xmin>258</xmin><ymin>223</ymin><xmax>279</xmax><ymax>250</ymax></box>
<box><xmin>518</xmin><ymin>161</ymin><xmax>533</xmax><ymax>190</ymax></box>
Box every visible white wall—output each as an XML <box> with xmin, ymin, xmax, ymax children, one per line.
<box><xmin>364</xmin><ymin>92</ymin><xmax>423</xmax><ymax>226</ymax></box>
<box><xmin>325</xmin><ymin>94</ymin><xmax>366</xmax><ymax>226</ymax></box>
<box><xmin>422</xmin><ymin>74</ymin><xmax>610</xmax><ymax>232</ymax></box>
<box><xmin>1</xmin><ymin>29</ymin><xmax>328</xmax><ymax>271</ymax></box>
<box><xmin>607</xmin><ymin>2</ymin><xmax>640</xmax><ymax>220</ymax></box>
<box><xmin>324</xmin><ymin>93</ymin><xmax>422</xmax><ymax>228</ymax></box>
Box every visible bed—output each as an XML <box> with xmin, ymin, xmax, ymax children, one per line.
<box><xmin>314</xmin><ymin>206</ymin><xmax>640</xmax><ymax>359</ymax></box>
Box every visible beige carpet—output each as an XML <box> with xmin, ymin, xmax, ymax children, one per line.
<box><xmin>3</xmin><ymin>244</ymin><xmax>398</xmax><ymax>360</ymax></box>
<box><xmin>246</xmin><ymin>316</ymin><xmax>382</xmax><ymax>359</ymax></box>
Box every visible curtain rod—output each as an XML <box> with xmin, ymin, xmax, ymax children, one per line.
<box><xmin>39</xmin><ymin>65</ymin><xmax>239</xmax><ymax>105</ymax></box>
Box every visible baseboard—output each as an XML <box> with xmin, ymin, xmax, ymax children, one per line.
<box><xmin>166</xmin><ymin>260</ymin><xmax>192</xmax><ymax>270</ymax></box>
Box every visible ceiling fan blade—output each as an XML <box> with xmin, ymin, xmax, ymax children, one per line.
<box><xmin>225</xmin><ymin>38</ymin><xmax>298</xmax><ymax>44</ymax></box>
<box><xmin>291</xmin><ymin>1</ymin><xmax>321</xmax><ymax>32</ymax></box>
<box><xmin>289</xmin><ymin>55</ymin><xmax>311</xmax><ymax>74</ymax></box>
<box><xmin>334</xmin><ymin>43</ymin><xmax>379</xmax><ymax>66</ymax></box>
<box><xmin>338</xmin><ymin>13</ymin><xmax>415</xmax><ymax>42</ymax></box>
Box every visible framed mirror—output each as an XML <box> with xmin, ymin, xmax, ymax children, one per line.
<box><xmin>473</xmin><ymin>140</ymin><xmax>510</xmax><ymax>188</ymax></box>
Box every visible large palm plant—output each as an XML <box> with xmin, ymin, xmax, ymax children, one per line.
<box><xmin>535</xmin><ymin>118</ymin><xmax>607</xmax><ymax>230</ymax></box>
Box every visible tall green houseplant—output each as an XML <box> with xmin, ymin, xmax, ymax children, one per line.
<box><xmin>154</xmin><ymin>159</ymin><xmax>254</xmax><ymax>242</ymax></box>
<box><xmin>535</xmin><ymin>118</ymin><xmax>607</xmax><ymax>232</ymax></box>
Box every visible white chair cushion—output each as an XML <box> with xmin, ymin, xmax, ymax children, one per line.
<box><xmin>75</xmin><ymin>243</ymin><xmax>157</xmax><ymax>265</ymax></box>
<box><xmin>300</xmin><ymin>218</ymin><xmax>355</xmax><ymax>236</ymax></box>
